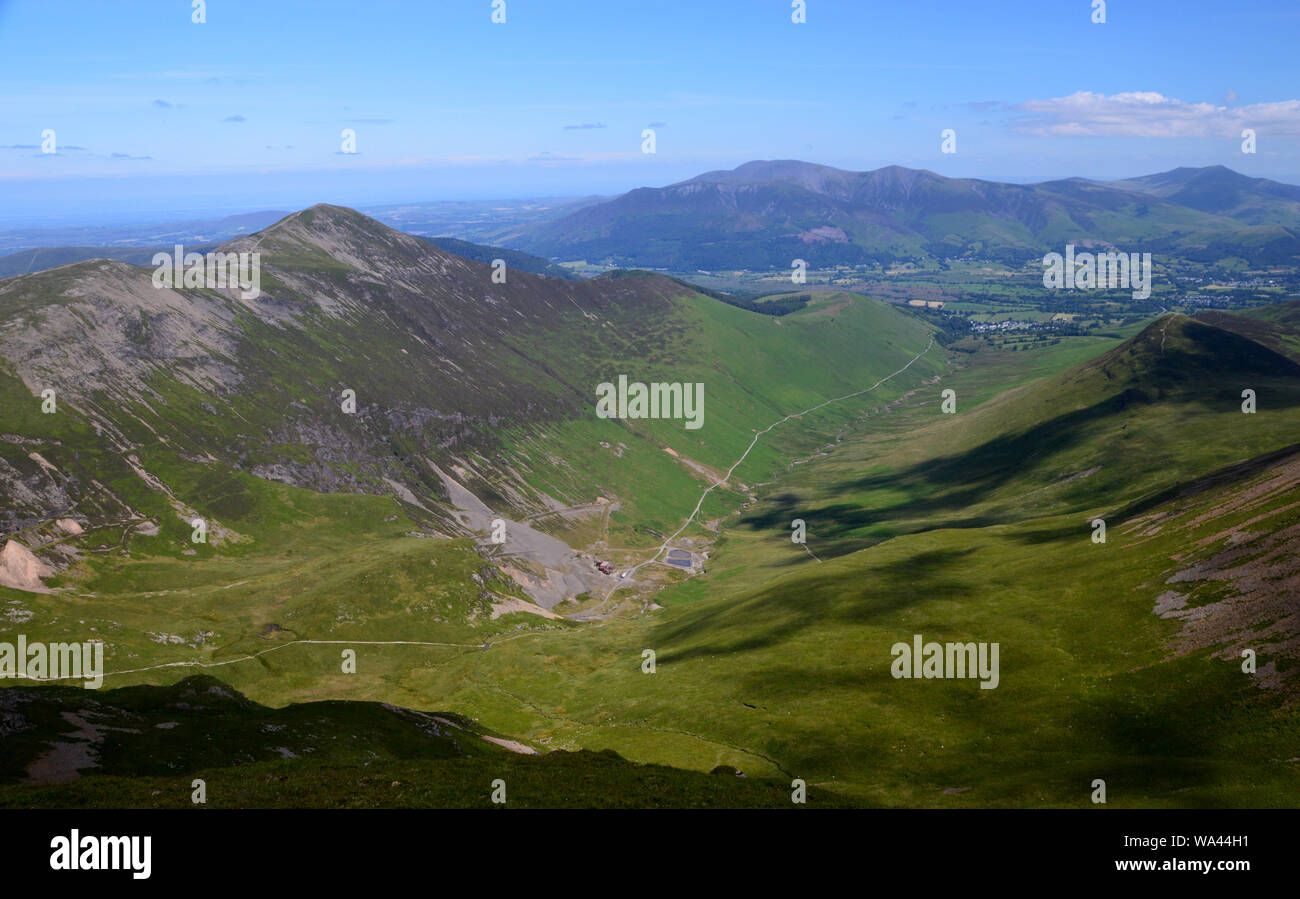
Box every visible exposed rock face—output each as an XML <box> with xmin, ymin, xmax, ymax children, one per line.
<box><xmin>0</xmin><ymin>540</ymin><xmax>54</xmax><ymax>593</ymax></box>
<box><xmin>0</xmin><ymin>205</ymin><xmax>680</xmax><ymax>536</ymax></box>
<box><xmin>428</xmin><ymin>460</ymin><xmax>608</xmax><ymax>608</ymax></box>
<box><xmin>55</xmin><ymin>518</ymin><xmax>83</xmax><ymax>535</ymax></box>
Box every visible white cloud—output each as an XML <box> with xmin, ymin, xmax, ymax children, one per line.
<box><xmin>1014</xmin><ymin>91</ymin><xmax>1300</xmax><ymax>138</ymax></box>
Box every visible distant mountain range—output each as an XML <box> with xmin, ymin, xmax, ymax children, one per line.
<box><xmin>10</xmin><ymin>163</ymin><xmax>1297</xmax><ymax>280</ymax></box>
<box><xmin>511</xmin><ymin>161</ymin><xmax>1300</xmax><ymax>269</ymax></box>
<box><xmin>0</xmin><ymin>244</ymin><xmax>223</xmax><ymax>279</ymax></box>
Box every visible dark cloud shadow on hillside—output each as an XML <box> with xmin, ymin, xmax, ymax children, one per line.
<box><xmin>1037</xmin><ymin>676</ymin><xmax>1238</xmax><ymax>803</ymax></box>
<box><xmin>1010</xmin><ymin>521</ymin><xmax>1086</xmax><ymax>545</ymax></box>
<box><xmin>737</xmin><ymin>487</ymin><xmax>1009</xmax><ymax>565</ymax></box>
<box><xmin>753</xmin><ymin>390</ymin><xmax>1299</xmax><ymax>554</ymax></box>
<box><xmin>1107</xmin><ymin>440</ymin><xmax>1300</xmax><ymax>523</ymax></box>
<box><xmin>1012</xmin><ymin>439</ymin><xmax>1300</xmax><ymax>548</ymax></box>
<box><xmin>843</xmin><ymin>388</ymin><xmax>1149</xmax><ymax>501</ymax></box>
<box><xmin>729</xmin><ymin>637</ymin><xmax>1240</xmax><ymax>804</ymax></box>
<box><xmin>652</xmin><ymin>547</ymin><xmax>978</xmax><ymax>666</ymax></box>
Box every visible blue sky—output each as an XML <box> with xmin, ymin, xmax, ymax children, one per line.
<box><xmin>2</xmin><ymin>0</ymin><xmax>1298</xmax><ymax>224</ymax></box>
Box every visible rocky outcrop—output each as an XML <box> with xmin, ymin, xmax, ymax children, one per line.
<box><xmin>0</xmin><ymin>539</ymin><xmax>54</xmax><ymax>593</ymax></box>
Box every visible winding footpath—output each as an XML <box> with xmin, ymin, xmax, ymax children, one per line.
<box><xmin>578</xmin><ymin>337</ymin><xmax>936</xmax><ymax>616</ymax></box>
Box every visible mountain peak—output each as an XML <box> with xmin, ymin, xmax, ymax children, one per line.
<box><xmin>680</xmin><ymin>159</ymin><xmax>853</xmax><ymax>192</ymax></box>
<box><xmin>298</xmin><ymin>202</ymin><xmax>370</xmax><ymax>222</ymax></box>
<box><xmin>261</xmin><ymin>203</ymin><xmax>376</xmax><ymax>236</ymax></box>
<box><xmin>1117</xmin><ymin>164</ymin><xmax>1300</xmax><ymax>221</ymax></box>
<box><xmin>1111</xmin><ymin>313</ymin><xmax>1300</xmax><ymax>385</ymax></box>
<box><xmin>231</xmin><ymin>202</ymin><xmax>454</xmax><ymax>273</ymax></box>
<box><xmin>1123</xmin><ymin>164</ymin><xmax>1251</xmax><ymax>188</ymax></box>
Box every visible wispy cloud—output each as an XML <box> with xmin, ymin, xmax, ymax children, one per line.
<box><xmin>1014</xmin><ymin>91</ymin><xmax>1300</xmax><ymax>138</ymax></box>
<box><xmin>153</xmin><ymin>99</ymin><xmax>172</xmax><ymax>109</ymax></box>
<box><xmin>223</xmin><ymin>115</ymin><xmax>246</xmax><ymax>123</ymax></box>
<box><xmin>563</xmin><ymin>122</ymin><xmax>606</xmax><ymax>130</ymax></box>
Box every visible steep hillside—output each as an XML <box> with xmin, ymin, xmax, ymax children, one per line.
<box><xmin>736</xmin><ymin>313</ymin><xmax>1300</xmax><ymax>553</ymax></box>
<box><xmin>1200</xmin><ymin>298</ymin><xmax>1300</xmax><ymax>362</ymax></box>
<box><xmin>0</xmin><ymin>205</ymin><xmax>940</xmax><ymax>535</ymax></box>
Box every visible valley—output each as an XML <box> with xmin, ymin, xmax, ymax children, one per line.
<box><xmin>1</xmin><ymin>204</ymin><xmax>1298</xmax><ymax>809</ymax></box>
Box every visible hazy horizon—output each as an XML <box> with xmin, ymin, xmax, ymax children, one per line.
<box><xmin>5</xmin><ymin>159</ymin><xmax>1300</xmax><ymax>232</ymax></box>
<box><xmin>4</xmin><ymin>0</ymin><xmax>1299</xmax><ymax>227</ymax></box>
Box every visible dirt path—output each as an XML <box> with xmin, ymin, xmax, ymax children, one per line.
<box><xmin>575</xmin><ymin>338</ymin><xmax>936</xmax><ymax>618</ymax></box>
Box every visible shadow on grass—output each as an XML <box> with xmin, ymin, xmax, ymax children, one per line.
<box><xmin>654</xmin><ymin>547</ymin><xmax>978</xmax><ymax>665</ymax></box>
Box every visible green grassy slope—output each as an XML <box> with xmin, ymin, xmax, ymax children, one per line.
<box><xmin>157</xmin><ymin>313</ymin><xmax>1300</xmax><ymax>808</ymax></box>
<box><xmin>498</xmin><ymin>287</ymin><xmax>945</xmax><ymax>541</ymax></box>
